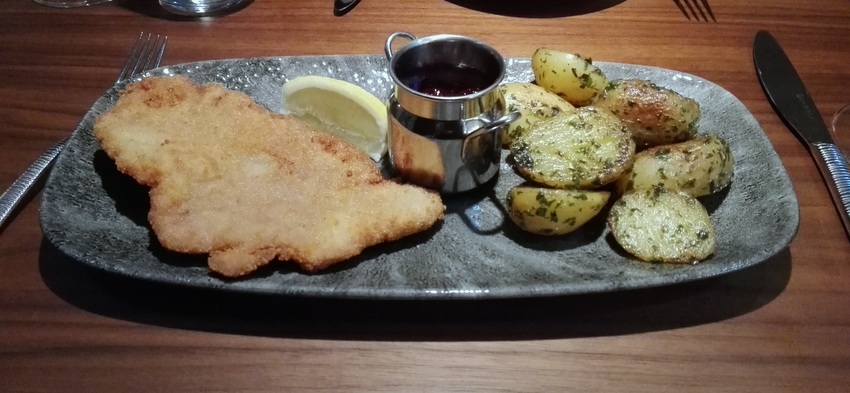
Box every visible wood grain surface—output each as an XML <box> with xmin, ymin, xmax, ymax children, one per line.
<box><xmin>1</xmin><ymin>0</ymin><xmax>849</xmax><ymax>391</ymax></box>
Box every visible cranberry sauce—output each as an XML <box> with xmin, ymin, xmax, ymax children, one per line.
<box><xmin>401</xmin><ymin>63</ymin><xmax>494</xmax><ymax>97</ymax></box>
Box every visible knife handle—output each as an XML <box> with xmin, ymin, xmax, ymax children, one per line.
<box><xmin>0</xmin><ymin>138</ymin><xmax>67</xmax><ymax>231</ymax></box>
<box><xmin>811</xmin><ymin>142</ymin><xmax>850</xmax><ymax>237</ymax></box>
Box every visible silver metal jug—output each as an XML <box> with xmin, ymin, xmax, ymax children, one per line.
<box><xmin>385</xmin><ymin>32</ymin><xmax>518</xmax><ymax>194</ymax></box>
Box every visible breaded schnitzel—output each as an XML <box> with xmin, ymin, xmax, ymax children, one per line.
<box><xmin>94</xmin><ymin>76</ymin><xmax>445</xmax><ymax>277</ymax></box>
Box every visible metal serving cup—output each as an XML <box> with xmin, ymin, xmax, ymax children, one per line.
<box><xmin>385</xmin><ymin>32</ymin><xmax>518</xmax><ymax>194</ymax></box>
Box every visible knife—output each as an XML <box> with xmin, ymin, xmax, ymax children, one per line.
<box><xmin>0</xmin><ymin>139</ymin><xmax>66</xmax><ymax>232</ymax></box>
<box><xmin>334</xmin><ymin>0</ymin><xmax>361</xmax><ymax>16</ymax></box>
<box><xmin>754</xmin><ymin>30</ymin><xmax>850</xmax><ymax>238</ymax></box>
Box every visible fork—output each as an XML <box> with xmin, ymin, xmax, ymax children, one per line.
<box><xmin>0</xmin><ymin>32</ymin><xmax>167</xmax><ymax>232</ymax></box>
<box><xmin>674</xmin><ymin>0</ymin><xmax>716</xmax><ymax>22</ymax></box>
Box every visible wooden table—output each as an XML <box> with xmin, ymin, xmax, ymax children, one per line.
<box><xmin>2</xmin><ymin>0</ymin><xmax>849</xmax><ymax>391</ymax></box>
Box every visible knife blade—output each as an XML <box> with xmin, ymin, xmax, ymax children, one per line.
<box><xmin>754</xmin><ymin>30</ymin><xmax>850</xmax><ymax>238</ymax></box>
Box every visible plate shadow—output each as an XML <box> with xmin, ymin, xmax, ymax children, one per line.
<box><xmin>40</xmin><ymin>240</ymin><xmax>791</xmax><ymax>341</ymax></box>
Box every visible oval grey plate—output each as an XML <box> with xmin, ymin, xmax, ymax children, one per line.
<box><xmin>39</xmin><ymin>55</ymin><xmax>799</xmax><ymax>299</ymax></box>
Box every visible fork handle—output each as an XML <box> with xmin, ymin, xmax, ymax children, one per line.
<box><xmin>0</xmin><ymin>138</ymin><xmax>68</xmax><ymax>230</ymax></box>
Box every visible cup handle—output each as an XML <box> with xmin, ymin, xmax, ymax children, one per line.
<box><xmin>385</xmin><ymin>32</ymin><xmax>416</xmax><ymax>61</ymax></box>
<box><xmin>464</xmin><ymin>111</ymin><xmax>521</xmax><ymax>141</ymax></box>
<box><xmin>461</xmin><ymin>111</ymin><xmax>521</xmax><ymax>161</ymax></box>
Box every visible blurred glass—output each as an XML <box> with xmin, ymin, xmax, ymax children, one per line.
<box><xmin>159</xmin><ymin>0</ymin><xmax>251</xmax><ymax>16</ymax></box>
<box><xmin>33</xmin><ymin>0</ymin><xmax>112</xmax><ymax>7</ymax></box>
<box><xmin>832</xmin><ymin>104</ymin><xmax>850</xmax><ymax>162</ymax></box>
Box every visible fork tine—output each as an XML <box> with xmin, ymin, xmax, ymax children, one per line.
<box><xmin>115</xmin><ymin>32</ymin><xmax>147</xmax><ymax>83</ymax></box>
<box><xmin>115</xmin><ymin>32</ymin><xmax>167</xmax><ymax>85</ymax></box>
<box><xmin>140</xmin><ymin>35</ymin><xmax>167</xmax><ymax>71</ymax></box>
<box><xmin>675</xmin><ymin>0</ymin><xmax>715</xmax><ymax>22</ymax></box>
<box><xmin>699</xmin><ymin>0</ymin><xmax>717</xmax><ymax>22</ymax></box>
<box><xmin>683</xmin><ymin>0</ymin><xmax>702</xmax><ymax>21</ymax></box>
<box><xmin>691</xmin><ymin>0</ymin><xmax>709</xmax><ymax>21</ymax></box>
<box><xmin>152</xmin><ymin>36</ymin><xmax>168</xmax><ymax>69</ymax></box>
<box><xmin>127</xmin><ymin>34</ymin><xmax>151</xmax><ymax>78</ymax></box>
<box><xmin>673</xmin><ymin>0</ymin><xmax>692</xmax><ymax>20</ymax></box>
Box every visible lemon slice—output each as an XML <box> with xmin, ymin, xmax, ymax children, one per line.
<box><xmin>282</xmin><ymin>75</ymin><xmax>388</xmax><ymax>161</ymax></box>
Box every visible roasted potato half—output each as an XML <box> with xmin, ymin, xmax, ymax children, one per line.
<box><xmin>531</xmin><ymin>48</ymin><xmax>608</xmax><ymax>106</ymax></box>
<box><xmin>607</xmin><ymin>188</ymin><xmax>716</xmax><ymax>264</ymax></box>
<box><xmin>616</xmin><ymin>135</ymin><xmax>734</xmax><ymax>197</ymax></box>
<box><xmin>500</xmin><ymin>82</ymin><xmax>576</xmax><ymax>147</ymax></box>
<box><xmin>510</xmin><ymin>107</ymin><xmax>636</xmax><ymax>189</ymax></box>
<box><xmin>593</xmin><ymin>79</ymin><xmax>700</xmax><ymax>148</ymax></box>
<box><xmin>507</xmin><ymin>186</ymin><xmax>610</xmax><ymax>236</ymax></box>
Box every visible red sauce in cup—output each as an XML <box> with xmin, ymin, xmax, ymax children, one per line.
<box><xmin>404</xmin><ymin>63</ymin><xmax>492</xmax><ymax>97</ymax></box>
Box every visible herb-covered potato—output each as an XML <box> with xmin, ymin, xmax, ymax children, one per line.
<box><xmin>499</xmin><ymin>82</ymin><xmax>576</xmax><ymax>147</ymax></box>
<box><xmin>592</xmin><ymin>79</ymin><xmax>700</xmax><ymax>148</ymax></box>
<box><xmin>616</xmin><ymin>135</ymin><xmax>734</xmax><ymax>197</ymax></box>
<box><xmin>607</xmin><ymin>188</ymin><xmax>716</xmax><ymax>264</ymax></box>
<box><xmin>510</xmin><ymin>107</ymin><xmax>636</xmax><ymax>189</ymax></box>
<box><xmin>531</xmin><ymin>48</ymin><xmax>609</xmax><ymax>106</ymax></box>
<box><xmin>507</xmin><ymin>186</ymin><xmax>610</xmax><ymax>236</ymax></box>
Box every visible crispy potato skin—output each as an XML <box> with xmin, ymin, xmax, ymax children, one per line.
<box><xmin>607</xmin><ymin>188</ymin><xmax>716</xmax><ymax>263</ymax></box>
<box><xmin>502</xmin><ymin>50</ymin><xmax>729</xmax><ymax>259</ymax></box>
<box><xmin>510</xmin><ymin>107</ymin><xmax>636</xmax><ymax>189</ymax></box>
<box><xmin>593</xmin><ymin>79</ymin><xmax>701</xmax><ymax>148</ymax></box>
<box><xmin>500</xmin><ymin>82</ymin><xmax>576</xmax><ymax>147</ymax></box>
<box><xmin>616</xmin><ymin>135</ymin><xmax>734</xmax><ymax>197</ymax></box>
<box><xmin>531</xmin><ymin>48</ymin><xmax>608</xmax><ymax>106</ymax></box>
<box><xmin>507</xmin><ymin>187</ymin><xmax>610</xmax><ymax>235</ymax></box>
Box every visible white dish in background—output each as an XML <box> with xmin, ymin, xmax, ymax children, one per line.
<box><xmin>832</xmin><ymin>104</ymin><xmax>850</xmax><ymax>162</ymax></box>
